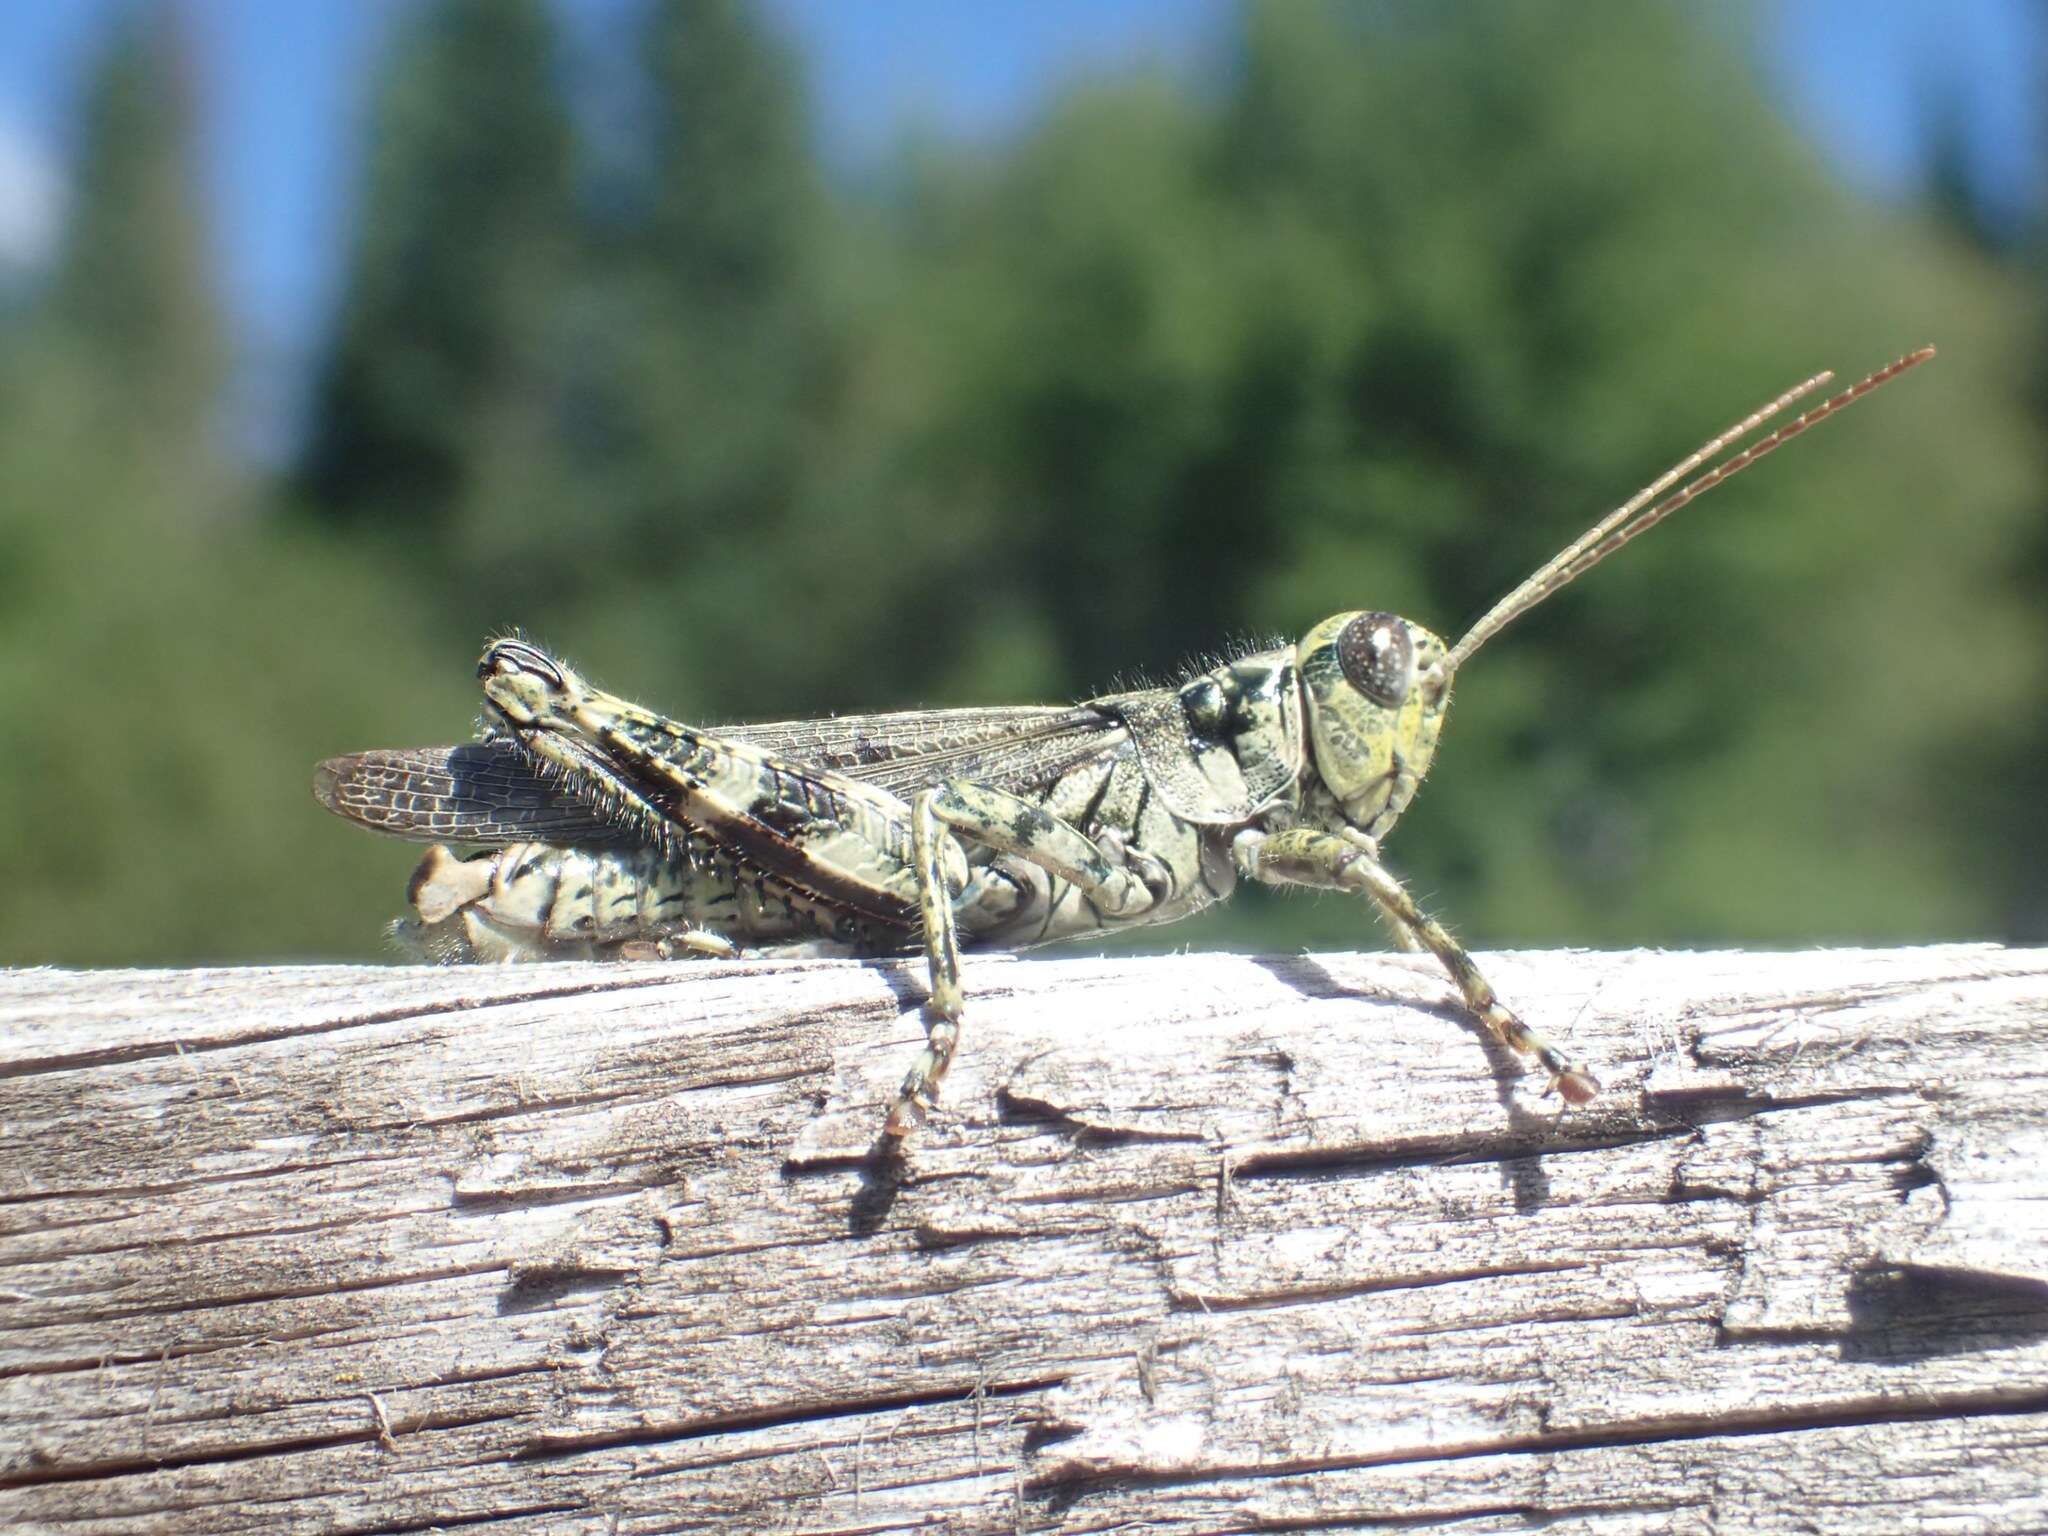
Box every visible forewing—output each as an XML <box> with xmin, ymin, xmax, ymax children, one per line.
<box><xmin>723</xmin><ymin>705</ymin><xmax>1127</xmax><ymax>798</ymax></box>
<box><xmin>313</xmin><ymin>742</ymin><xmax>635</xmax><ymax>847</ymax></box>
<box><xmin>318</xmin><ymin>705</ymin><xmax>1130</xmax><ymax>852</ymax></box>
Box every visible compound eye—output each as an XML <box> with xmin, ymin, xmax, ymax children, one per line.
<box><xmin>1337</xmin><ymin>612</ymin><xmax>1414</xmax><ymax>708</ymax></box>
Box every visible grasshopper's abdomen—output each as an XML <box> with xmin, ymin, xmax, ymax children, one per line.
<box><xmin>396</xmin><ymin>838</ymin><xmax>917</xmax><ymax>963</ymax></box>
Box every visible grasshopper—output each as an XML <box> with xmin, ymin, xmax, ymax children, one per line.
<box><xmin>317</xmin><ymin>347</ymin><xmax>1932</xmax><ymax>1135</ymax></box>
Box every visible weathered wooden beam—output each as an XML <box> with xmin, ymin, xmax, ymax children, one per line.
<box><xmin>3</xmin><ymin>945</ymin><xmax>2045</xmax><ymax>1533</ymax></box>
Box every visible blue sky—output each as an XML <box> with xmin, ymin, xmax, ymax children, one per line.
<box><xmin>0</xmin><ymin>1</ymin><xmax>2036</xmax><ymax>455</ymax></box>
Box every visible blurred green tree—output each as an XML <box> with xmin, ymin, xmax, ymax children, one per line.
<box><xmin>0</xmin><ymin>6</ymin><xmax>473</xmax><ymax>965</ymax></box>
<box><xmin>1986</xmin><ymin>11</ymin><xmax>2048</xmax><ymax>944</ymax></box>
<box><xmin>42</xmin><ymin>2</ymin><xmax>221</xmax><ymax>498</ymax></box>
<box><xmin>1919</xmin><ymin>78</ymin><xmax>2007</xmax><ymax>256</ymax></box>
<box><xmin>297</xmin><ymin>0</ymin><xmax>578</xmax><ymax>590</ymax></box>
<box><xmin>548</xmin><ymin>0</ymin><xmax>855</xmax><ymax>716</ymax></box>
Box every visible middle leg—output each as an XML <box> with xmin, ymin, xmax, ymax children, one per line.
<box><xmin>887</xmin><ymin>789</ymin><xmax>970</xmax><ymax>1137</ymax></box>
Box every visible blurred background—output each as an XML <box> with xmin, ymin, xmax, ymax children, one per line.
<box><xmin>1</xmin><ymin>0</ymin><xmax>2042</xmax><ymax>967</ymax></box>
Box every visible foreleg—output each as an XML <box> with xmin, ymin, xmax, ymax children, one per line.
<box><xmin>1234</xmin><ymin>827</ymin><xmax>1599</xmax><ymax>1103</ymax></box>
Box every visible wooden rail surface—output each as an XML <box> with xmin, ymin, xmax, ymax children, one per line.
<box><xmin>3</xmin><ymin>944</ymin><xmax>2046</xmax><ymax>1533</ymax></box>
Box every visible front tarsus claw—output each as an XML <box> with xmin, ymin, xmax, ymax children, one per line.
<box><xmin>1549</xmin><ymin>1068</ymin><xmax>1601</xmax><ymax>1106</ymax></box>
<box><xmin>884</xmin><ymin>1094</ymin><xmax>929</xmax><ymax>1140</ymax></box>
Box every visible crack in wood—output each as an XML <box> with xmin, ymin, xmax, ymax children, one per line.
<box><xmin>992</xmin><ymin>1089</ymin><xmax>1219</xmax><ymax>1148</ymax></box>
<box><xmin>1170</xmin><ymin>1257</ymin><xmax>1592</xmax><ymax>1315</ymax></box>
<box><xmin>1028</xmin><ymin>1391</ymin><xmax>2048</xmax><ymax>1498</ymax></box>
<box><xmin>331</xmin><ymin>1503</ymin><xmax>592</xmax><ymax>1536</ymax></box>
<box><xmin>1227</xmin><ymin>1123</ymin><xmax>1691</xmax><ymax>1184</ymax></box>
<box><xmin>0</xmin><ymin>1150</ymin><xmax>406</xmax><ymax>1210</ymax></box>
<box><xmin>520</xmin><ymin>1375</ymin><xmax>1067</xmax><ymax>1462</ymax></box>
<box><xmin>2</xmin><ymin>1255</ymin><xmax>517</xmax><ymax>1328</ymax></box>
<box><xmin>1</xmin><ymin>1403</ymin><xmax>530</xmax><ymax>1489</ymax></box>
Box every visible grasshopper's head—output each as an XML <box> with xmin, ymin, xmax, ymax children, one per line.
<box><xmin>1297</xmin><ymin>348</ymin><xmax>1936</xmax><ymax>843</ymax></box>
<box><xmin>479</xmin><ymin>638</ymin><xmax>586</xmax><ymax>734</ymax></box>
<box><xmin>1298</xmin><ymin>611</ymin><xmax>1451</xmax><ymax>838</ymax></box>
<box><xmin>477</xmin><ymin>639</ymin><xmax>630</xmax><ymax>802</ymax></box>
<box><xmin>477</xmin><ymin>637</ymin><xmax>685</xmax><ymax>851</ymax></box>
<box><xmin>471</xmin><ymin>634</ymin><xmax>704</xmax><ymax>856</ymax></box>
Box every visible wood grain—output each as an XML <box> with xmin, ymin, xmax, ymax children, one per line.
<box><xmin>3</xmin><ymin>944</ymin><xmax>2044</xmax><ymax>1533</ymax></box>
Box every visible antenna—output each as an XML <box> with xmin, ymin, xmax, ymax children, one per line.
<box><xmin>1443</xmin><ymin>346</ymin><xmax>1936</xmax><ymax>675</ymax></box>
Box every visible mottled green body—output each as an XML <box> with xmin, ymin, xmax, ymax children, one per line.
<box><xmin>321</xmin><ymin>631</ymin><xmax>1446</xmax><ymax>965</ymax></box>
<box><xmin>319</xmin><ymin>618</ymin><xmax>1535</xmax><ymax>1130</ymax></box>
